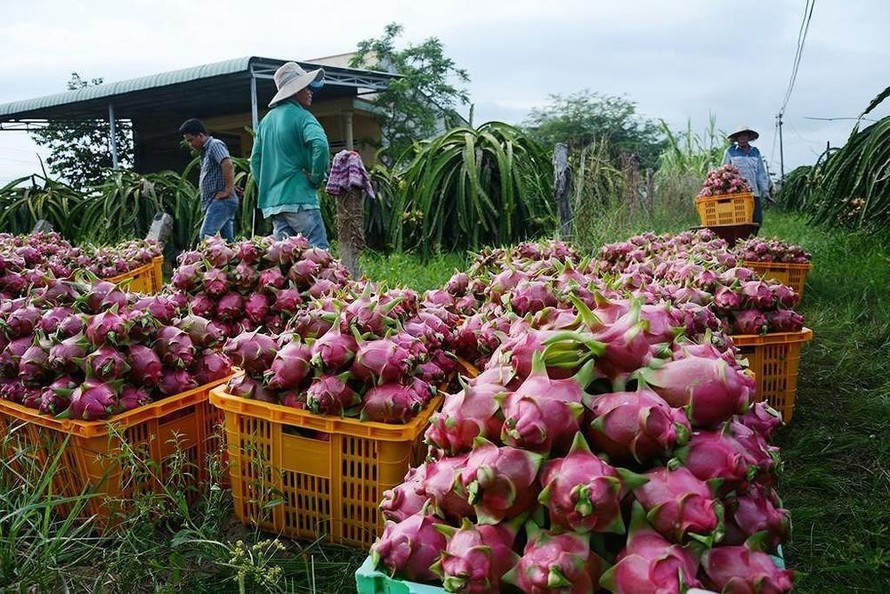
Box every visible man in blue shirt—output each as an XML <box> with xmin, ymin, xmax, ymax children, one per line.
<box><xmin>179</xmin><ymin>118</ymin><xmax>239</xmax><ymax>241</ymax></box>
<box><xmin>722</xmin><ymin>126</ymin><xmax>770</xmax><ymax>227</ymax></box>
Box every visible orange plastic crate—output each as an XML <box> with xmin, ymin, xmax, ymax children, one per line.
<box><xmin>743</xmin><ymin>261</ymin><xmax>812</xmax><ymax>299</ymax></box>
<box><xmin>210</xmin><ymin>386</ymin><xmax>442</xmax><ymax>548</ymax></box>
<box><xmin>104</xmin><ymin>256</ymin><xmax>164</xmax><ymax>294</ymax></box>
<box><xmin>0</xmin><ymin>376</ymin><xmax>229</xmax><ymax>526</ymax></box>
<box><xmin>695</xmin><ymin>192</ymin><xmax>754</xmax><ymax>226</ymax></box>
<box><xmin>733</xmin><ymin>328</ymin><xmax>813</xmax><ymax>422</ymax></box>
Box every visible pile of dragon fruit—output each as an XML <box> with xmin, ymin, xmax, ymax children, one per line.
<box><xmin>697</xmin><ymin>164</ymin><xmax>752</xmax><ymax>198</ymax></box>
<box><xmin>370</xmin><ymin>289</ymin><xmax>795</xmax><ymax>592</ymax></box>
<box><xmin>0</xmin><ymin>233</ymin><xmax>162</xmax><ymax>299</ymax></box>
<box><xmin>169</xmin><ymin>235</ymin><xmax>352</xmax><ymax>337</ymax></box>
<box><xmin>733</xmin><ymin>237</ymin><xmax>812</xmax><ymax>264</ymax></box>
<box><xmin>0</xmin><ymin>276</ymin><xmax>232</xmax><ymax>420</ymax></box>
<box><xmin>594</xmin><ymin>230</ymin><xmax>805</xmax><ymax>335</ymax></box>
<box><xmin>220</xmin><ymin>280</ymin><xmax>461</xmax><ymax>423</ymax></box>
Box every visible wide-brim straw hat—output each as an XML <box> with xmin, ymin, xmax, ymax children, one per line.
<box><xmin>728</xmin><ymin>126</ymin><xmax>759</xmax><ymax>141</ymax></box>
<box><xmin>269</xmin><ymin>62</ymin><xmax>324</xmax><ymax>107</ymax></box>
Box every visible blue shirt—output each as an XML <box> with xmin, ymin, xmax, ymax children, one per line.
<box><xmin>199</xmin><ymin>136</ymin><xmax>235</xmax><ymax>209</ymax></box>
<box><xmin>722</xmin><ymin>145</ymin><xmax>770</xmax><ymax>198</ymax></box>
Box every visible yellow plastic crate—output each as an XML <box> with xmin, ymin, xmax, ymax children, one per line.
<box><xmin>104</xmin><ymin>256</ymin><xmax>164</xmax><ymax>294</ymax></box>
<box><xmin>210</xmin><ymin>386</ymin><xmax>442</xmax><ymax>548</ymax></box>
<box><xmin>0</xmin><ymin>376</ymin><xmax>230</xmax><ymax>526</ymax></box>
<box><xmin>743</xmin><ymin>261</ymin><xmax>812</xmax><ymax>299</ymax></box>
<box><xmin>695</xmin><ymin>192</ymin><xmax>754</xmax><ymax>226</ymax></box>
<box><xmin>733</xmin><ymin>328</ymin><xmax>813</xmax><ymax>422</ymax></box>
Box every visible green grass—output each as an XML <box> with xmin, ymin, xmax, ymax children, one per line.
<box><xmin>1</xmin><ymin>208</ymin><xmax>888</xmax><ymax>592</ymax></box>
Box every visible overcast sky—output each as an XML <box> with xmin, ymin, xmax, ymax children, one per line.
<box><xmin>1</xmin><ymin>0</ymin><xmax>888</xmax><ymax>185</ymax></box>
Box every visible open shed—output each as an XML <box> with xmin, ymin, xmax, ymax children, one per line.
<box><xmin>0</xmin><ymin>56</ymin><xmax>397</xmax><ymax>174</ymax></box>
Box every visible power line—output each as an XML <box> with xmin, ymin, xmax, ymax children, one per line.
<box><xmin>779</xmin><ymin>0</ymin><xmax>816</xmax><ymax>117</ymax></box>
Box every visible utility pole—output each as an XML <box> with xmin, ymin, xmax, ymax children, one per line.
<box><xmin>777</xmin><ymin>112</ymin><xmax>785</xmax><ymax>181</ymax></box>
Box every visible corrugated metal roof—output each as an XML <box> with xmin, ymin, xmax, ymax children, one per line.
<box><xmin>0</xmin><ymin>56</ymin><xmax>397</xmax><ymax>122</ymax></box>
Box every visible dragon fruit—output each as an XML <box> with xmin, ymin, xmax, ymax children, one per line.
<box><xmin>215</xmin><ymin>292</ymin><xmax>244</xmax><ymax>322</ymax></box>
<box><xmin>424</xmin><ymin>377</ymin><xmax>506</xmax><ymax>456</ymax></box>
<box><xmin>766</xmin><ymin>309</ymin><xmax>805</xmax><ymax>333</ymax></box>
<box><xmin>538</xmin><ymin>432</ymin><xmax>636</xmax><ymax>534</ymax></box>
<box><xmin>732</xmin><ymin>309</ymin><xmax>769</xmax><ymax>335</ymax></box>
<box><xmin>503</xmin><ymin>522</ymin><xmax>604</xmax><ymax>594</ymax></box>
<box><xmin>257</xmin><ymin>267</ymin><xmax>286</xmax><ymax>292</ymax></box>
<box><xmin>38</xmin><ymin>376</ymin><xmax>77</xmax><ymax>415</ymax></box>
<box><xmin>673</xmin><ymin>429</ymin><xmax>754</xmax><ymax>487</ymax></box>
<box><xmin>265</xmin><ymin>340</ymin><xmax>312</xmax><ymax>391</ymax></box>
<box><xmin>723</xmin><ymin>482</ymin><xmax>791</xmax><ymax>549</ymax></box>
<box><xmin>66</xmin><ymin>378</ymin><xmax>120</xmax><ymax>420</ymax></box>
<box><xmin>305</xmin><ymin>373</ymin><xmax>361</xmax><ymax>415</ymax></box>
<box><xmin>171</xmin><ymin>263</ymin><xmax>201</xmax><ymax>291</ymax></box>
<box><xmin>176</xmin><ymin>313</ymin><xmax>225</xmax><ymax>349</ymax></box>
<box><xmin>360</xmin><ymin>382</ymin><xmax>425</xmax><ymax>424</ymax></box>
<box><xmin>431</xmin><ymin>517</ymin><xmax>522</xmax><ymax>593</ymax></box>
<box><xmin>636</xmin><ymin>355</ymin><xmax>753</xmax><ymax>427</ymax></box>
<box><xmin>230</xmin><ymin>261</ymin><xmax>259</xmax><ymax>293</ymax></box>
<box><xmin>158</xmin><ymin>368</ymin><xmax>199</xmax><ymax>396</ymax></box>
<box><xmin>202</xmin><ymin>268</ymin><xmax>229</xmax><ymax>297</ymax></box>
<box><xmin>119</xmin><ymin>384</ymin><xmax>152</xmax><ymax>412</ymax></box>
<box><xmin>2</xmin><ymin>304</ymin><xmax>42</xmax><ymax>338</ymax></box>
<box><xmin>738</xmin><ymin>401</ymin><xmax>784</xmax><ymax>440</ymax></box>
<box><xmin>701</xmin><ymin>541</ymin><xmax>794</xmax><ymax>593</ymax></box>
<box><xmin>585</xmin><ymin>388</ymin><xmax>691</xmax><ymax>464</ymax></box>
<box><xmin>225</xmin><ymin>373</ymin><xmax>275</xmax><ymax>402</ymax></box>
<box><xmin>127</xmin><ymin>344</ymin><xmax>164</xmax><ymax>386</ymax></box>
<box><xmin>192</xmin><ymin>350</ymin><xmax>232</xmax><ymax>385</ymax></box>
<box><xmin>370</xmin><ymin>512</ymin><xmax>447</xmax><ymax>583</ymax></box>
<box><xmin>456</xmin><ymin>439</ymin><xmax>543</xmax><ymax>524</ymax></box>
<box><xmin>631</xmin><ymin>465</ymin><xmax>723</xmax><ymax>544</ymax></box>
<box><xmin>244</xmin><ymin>293</ymin><xmax>271</xmax><ymax>324</ymax></box>
<box><xmin>84</xmin><ymin>309</ymin><xmax>128</xmax><ymax>347</ymax></box>
<box><xmin>223</xmin><ymin>330</ymin><xmax>278</xmax><ymax>377</ymax></box>
<box><xmin>310</xmin><ymin>324</ymin><xmax>358</xmax><ymax>372</ymax></box>
<box><xmin>497</xmin><ymin>354</ymin><xmax>592</xmax><ymax>455</ymax></box>
<box><xmin>189</xmin><ymin>292</ymin><xmax>216</xmax><ymax>318</ymax></box>
<box><xmin>85</xmin><ymin>345</ymin><xmax>130</xmax><ymax>381</ymax></box>
<box><xmin>600</xmin><ymin>502</ymin><xmax>702</xmax><ymax>594</ymax></box>
<box><xmin>351</xmin><ymin>338</ymin><xmax>414</xmax><ymax>383</ymax></box>
<box><xmin>155</xmin><ymin>326</ymin><xmax>196</xmax><ymax>369</ymax></box>
<box><xmin>380</xmin><ymin>465</ymin><xmax>431</xmax><ymax>523</ymax></box>
<box><xmin>272</xmin><ymin>288</ymin><xmax>303</xmax><ymax>315</ymax></box>
<box><xmin>421</xmin><ymin>454</ymin><xmax>476</xmax><ymax>522</ymax></box>
<box><xmin>18</xmin><ymin>344</ymin><xmax>51</xmax><ymax>386</ymax></box>
<box><xmin>0</xmin><ymin>335</ymin><xmax>33</xmax><ymax>378</ymax></box>
<box><xmin>39</xmin><ymin>306</ymin><xmax>76</xmax><ymax>335</ymax></box>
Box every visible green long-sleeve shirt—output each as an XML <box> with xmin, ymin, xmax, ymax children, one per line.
<box><xmin>250</xmin><ymin>99</ymin><xmax>330</xmax><ymax>216</ymax></box>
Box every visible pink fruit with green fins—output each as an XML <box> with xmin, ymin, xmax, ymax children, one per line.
<box><xmin>701</xmin><ymin>538</ymin><xmax>794</xmax><ymax>594</ymax></box>
<box><xmin>66</xmin><ymin>378</ymin><xmax>121</xmax><ymax>420</ymax></box>
<box><xmin>497</xmin><ymin>353</ymin><xmax>592</xmax><ymax>455</ymax></box>
<box><xmin>360</xmin><ymin>382</ymin><xmax>424</xmax><ymax>424</ymax></box>
<box><xmin>503</xmin><ymin>522</ymin><xmax>605</xmax><ymax>594</ymax></box>
<box><xmin>538</xmin><ymin>432</ymin><xmax>637</xmax><ymax>534</ymax></box>
<box><xmin>305</xmin><ymin>373</ymin><xmax>361</xmax><ymax>415</ymax></box>
<box><xmin>673</xmin><ymin>428</ymin><xmax>753</xmax><ymax>487</ymax></box>
<box><xmin>127</xmin><ymin>344</ymin><xmax>163</xmax><ymax>386</ymax></box>
<box><xmin>155</xmin><ymin>326</ymin><xmax>196</xmax><ymax>369</ymax></box>
<box><xmin>600</xmin><ymin>502</ymin><xmax>702</xmax><ymax>593</ymax></box>
<box><xmin>265</xmin><ymin>340</ymin><xmax>312</xmax><ymax>391</ymax></box>
<box><xmin>456</xmin><ymin>438</ymin><xmax>543</xmax><ymax>525</ymax></box>
<box><xmin>380</xmin><ymin>465</ymin><xmax>431</xmax><ymax>523</ymax></box>
<box><xmin>424</xmin><ymin>376</ymin><xmax>506</xmax><ymax>457</ymax></box>
<box><xmin>631</xmin><ymin>465</ymin><xmax>723</xmax><ymax>544</ymax></box>
<box><xmin>421</xmin><ymin>454</ymin><xmax>475</xmax><ymax>523</ymax></box>
<box><xmin>431</xmin><ymin>516</ymin><xmax>522</xmax><ymax>593</ymax></box>
<box><xmin>585</xmin><ymin>388</ymin><xmax>691</xmax><ymax>464</ymax></box>
<box><xmin>370</xmin><ymin>511</ymin><xmax>447</xmax><ymax>583</ymax></box>
<box><xmin>223</xmin><ymin>330</ymin><xmax>278</xmax><ymax>376</ymax></box>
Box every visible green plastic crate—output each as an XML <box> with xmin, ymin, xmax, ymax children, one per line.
<box><xmin>355</xmin><ymin>557</ymin><xmax>445</xmax><ymax>594</ymax></box>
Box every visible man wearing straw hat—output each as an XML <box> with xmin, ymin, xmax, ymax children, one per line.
<box><xmin>722</xmin><ymin>125</ymin><xmax>771</xmax><ymax>228</ymax></box>
<box><xmin>250</xmin><ymin>62</ymin><xmax>331</xmax><ymax>248</ymax></box>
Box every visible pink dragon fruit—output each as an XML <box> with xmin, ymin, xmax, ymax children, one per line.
<box><xmin>158</xmin><ymin>368</ymin><xmax>199</xmax><ymax>396</ymax></box>
<box><xmin>18</xmin><ymin>344</ymin><xmax>51</xmax><ymax>386</ymax></box>
<box><xmin>380</xmin><ymin>465</ymin><xmax>431</xmax><ymax>523</ymax></box>
<box><xmin>201</xmin><ymin>268</ymin><xmax>229</xmax><ymax>297</ymax></box>
<box><xmin>257</xmin><ymin>267</ymin><xmax>286</xmax><ymax>292</ymax></box>
<box><xmin>766</xmin><ymin>309</ymin><xmax>805</xmax><ymax>333</ymax></box>
<box><xmin>127</xmin><ymin>344</ymin><xmax>164</xmax><ymax>386</ymax></box>
<box><xmin>701</xmin><ymin>541</ymin><xmax>794</xmax><ymax>593</ymax></box>
<box><xmin>636</xmin><ymin>355</ymin><xmax>753</xmax><ymax>427</ymax></box>
<box><xmin>370</xmin><ymin>512</ymin><xmax>447</xmax><ymax>583</ymax></box>
<box><xmin>351</xmin><ymin>338</ymin><xmax>414</xmax><ymax>383</ymax></box>
<box><xmin>192</xmin><ymin>350</ymin><xmax>232</xmax><ymax>385</ymax></box>
<box><xmin>421</xmin><ymin>453</ymin><xmax>476</xmax><ymax>522</ymax></box>
<box><xmin>310</xmin><ymin>324</ymin><xmax>358</xmax><ymax>372</ymax></box>
<box><xmin>189</xmin><ymin>292</ymin><xmax>216</xmax><ymax>318</ymax></box>
<box><xmin>431</xmin><ymin>517</ymin><xmax>522</xmax><ymax>593</ymax></box>
<box><xmin>225</xmin><ymin>373</ymin><xmax>275</xmax><ymax>402</ymax></box>
<box><xmin>673</xmin><ymin>429</ymin><xmax>754</xmax><ymax>487</ymax></box>
<box><xmin>265</xmin><ymin>340</ymin><xmax>312</xmax><ymax>391</ymax></box>
<box><xmin>631</xmin><ymin>465</ymin><xmax>723</xmax><ymax>544</ymax></box>
<box><xmin>155</xmin><ymin>326</ymin><xmax>196</xmax><ymax>369</ymax></box>
<box><xmin>600</xmin><ymin>502</ymin><xmax>702</xmax><ymax>593</ymax></box>
<box><xmin>136</xmin><ymin>295</ymin><xmax>179</xmax><ymax>325</ymax></box>
<box><xmin>424</xmin><ymin>376</ymin><xmax>506</xmax><ymax>456</ymax></box>
<box><xmin>38</xmin><ymin>376</ymin><xmax>78</xmax><ymax>415</ymax></box>
<box><xmin>66</xmin><ymin>378</ymin><xmax>121</xmax><ymax>420</ymax></box>
<box><xmin>538</xmin><ymin>432</ymin><xmax>637</xmax><ymax>534</ymax></box>
<box><xmin>203</xmin><ymin>236</ymin><xmax>235</xmax><ymax>268</ymax></box>
<box><xmin>305</xmin><ymin>373</ymin><xmax>361</xmax><ymax>415</ymax></box>
<box><xmin>0</xmin><ymin>336</ymin><xmax>33</xmax><ymax>378</ymax></box>
<box><xmin>171</xmin><ymin>263</ymin><xmax>201</xmax><ymax>291</ymax></box>
<box><xmin>585</xmin><ymin>388</ymin><xmax>691</xmax><ymax>464</ymax></box>
<box><xmin>497</xmin><ymin>353</ymin><xmax>592</xmax><ymax>455</ymax></box>
<box><xmin>46</xmin><ymin>334</ymin><xmax>89</xmax><ymax>374</ymax></box>
<box><xmin>272</xmin><ymin>287</ymin><xmax>303</xmax><ymax>315</ymax></box>
<box><xmin>724</xmin><ymin>482</ymin><xmax>791</xmax><ymax>549</ymax></box>
<box><xmin>244</xmin><ymin>293</ymin><xmax>271</xmax><ymax>324</ymax></box>
<box><xmin>456</xmin><ymin>439</ymin><xmax>543</xmax><ymax>524</ymax></box>
<box><xmin>215</xmin><ymin>292</ymin><xmax>244</xmax><ymax>322</ymax></box>
<box><xmin>737</xmin><ymin>401</ymin><xmax>784</xmax><ymax>440</ymax></box>
<box><xmin>176</xmin><ymin>313</ymin><xmax>225</xmax><ymax>349</ymax></box>
<box><xmin>2</xmin><ymin>304</ymin><xmax>42</xmax><ymax>338</ymax></box>
<box><xmin>732</xmin><ymin>309</ymin><xmax>769</xmax><ymax>335</ymax></box>
<box><xmin>360</xmin><ymin>382</ymin><xmax>425</xmax><ymax>424</ymax></box>
<box><xmin>223</xmin><ymin>330</ymin><xmax>278</xmax><ymax>377</ymax></box>
<box><xmin>119</xmin><ymin>384</ymin><xmax>152</xmax><ymax>412</ymax></box>
<box><xmin>84</xmin><ymin>345</ymin><xmax>130</xmax><ymax>381</ymax></box>
<box><xmin>84</xmin><ymin>309</ymin><xmax>128</xmax><ymax>347</ymax></box>
<box><xmin>503</xmin><ymin>522</ymin><xmax>605</xmax><ymax>594</ymax></box>
<box><xmin>39</xmin><ymin>306</ymin><xmax>76</xmax><ymax>335</ymax></box>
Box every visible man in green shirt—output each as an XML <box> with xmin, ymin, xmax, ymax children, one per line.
<box><xmin>250</xmin><ymin>62</ymin><xmax>330</xmax><ymax>248</ymax></box>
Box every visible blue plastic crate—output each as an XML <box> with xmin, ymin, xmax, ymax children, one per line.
<box><xmin>355</xmin><ymin>557</ymin><xmax>446</xmax><ymax>594</ymax></box>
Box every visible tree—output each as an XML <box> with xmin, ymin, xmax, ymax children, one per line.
<box><xmin>350</xmin><ymin>23</ymin><xmax>471</xmax><ymax>164</ymax></box>
<box><xmin>522</xmin><ymin>90</ymin><xmax>665</xmax><ymax>169</ymax></box>
<box><xmin>30</xmin><ymin>73</ymin><xmax>133</xmax><ymax>192</ymax></box>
